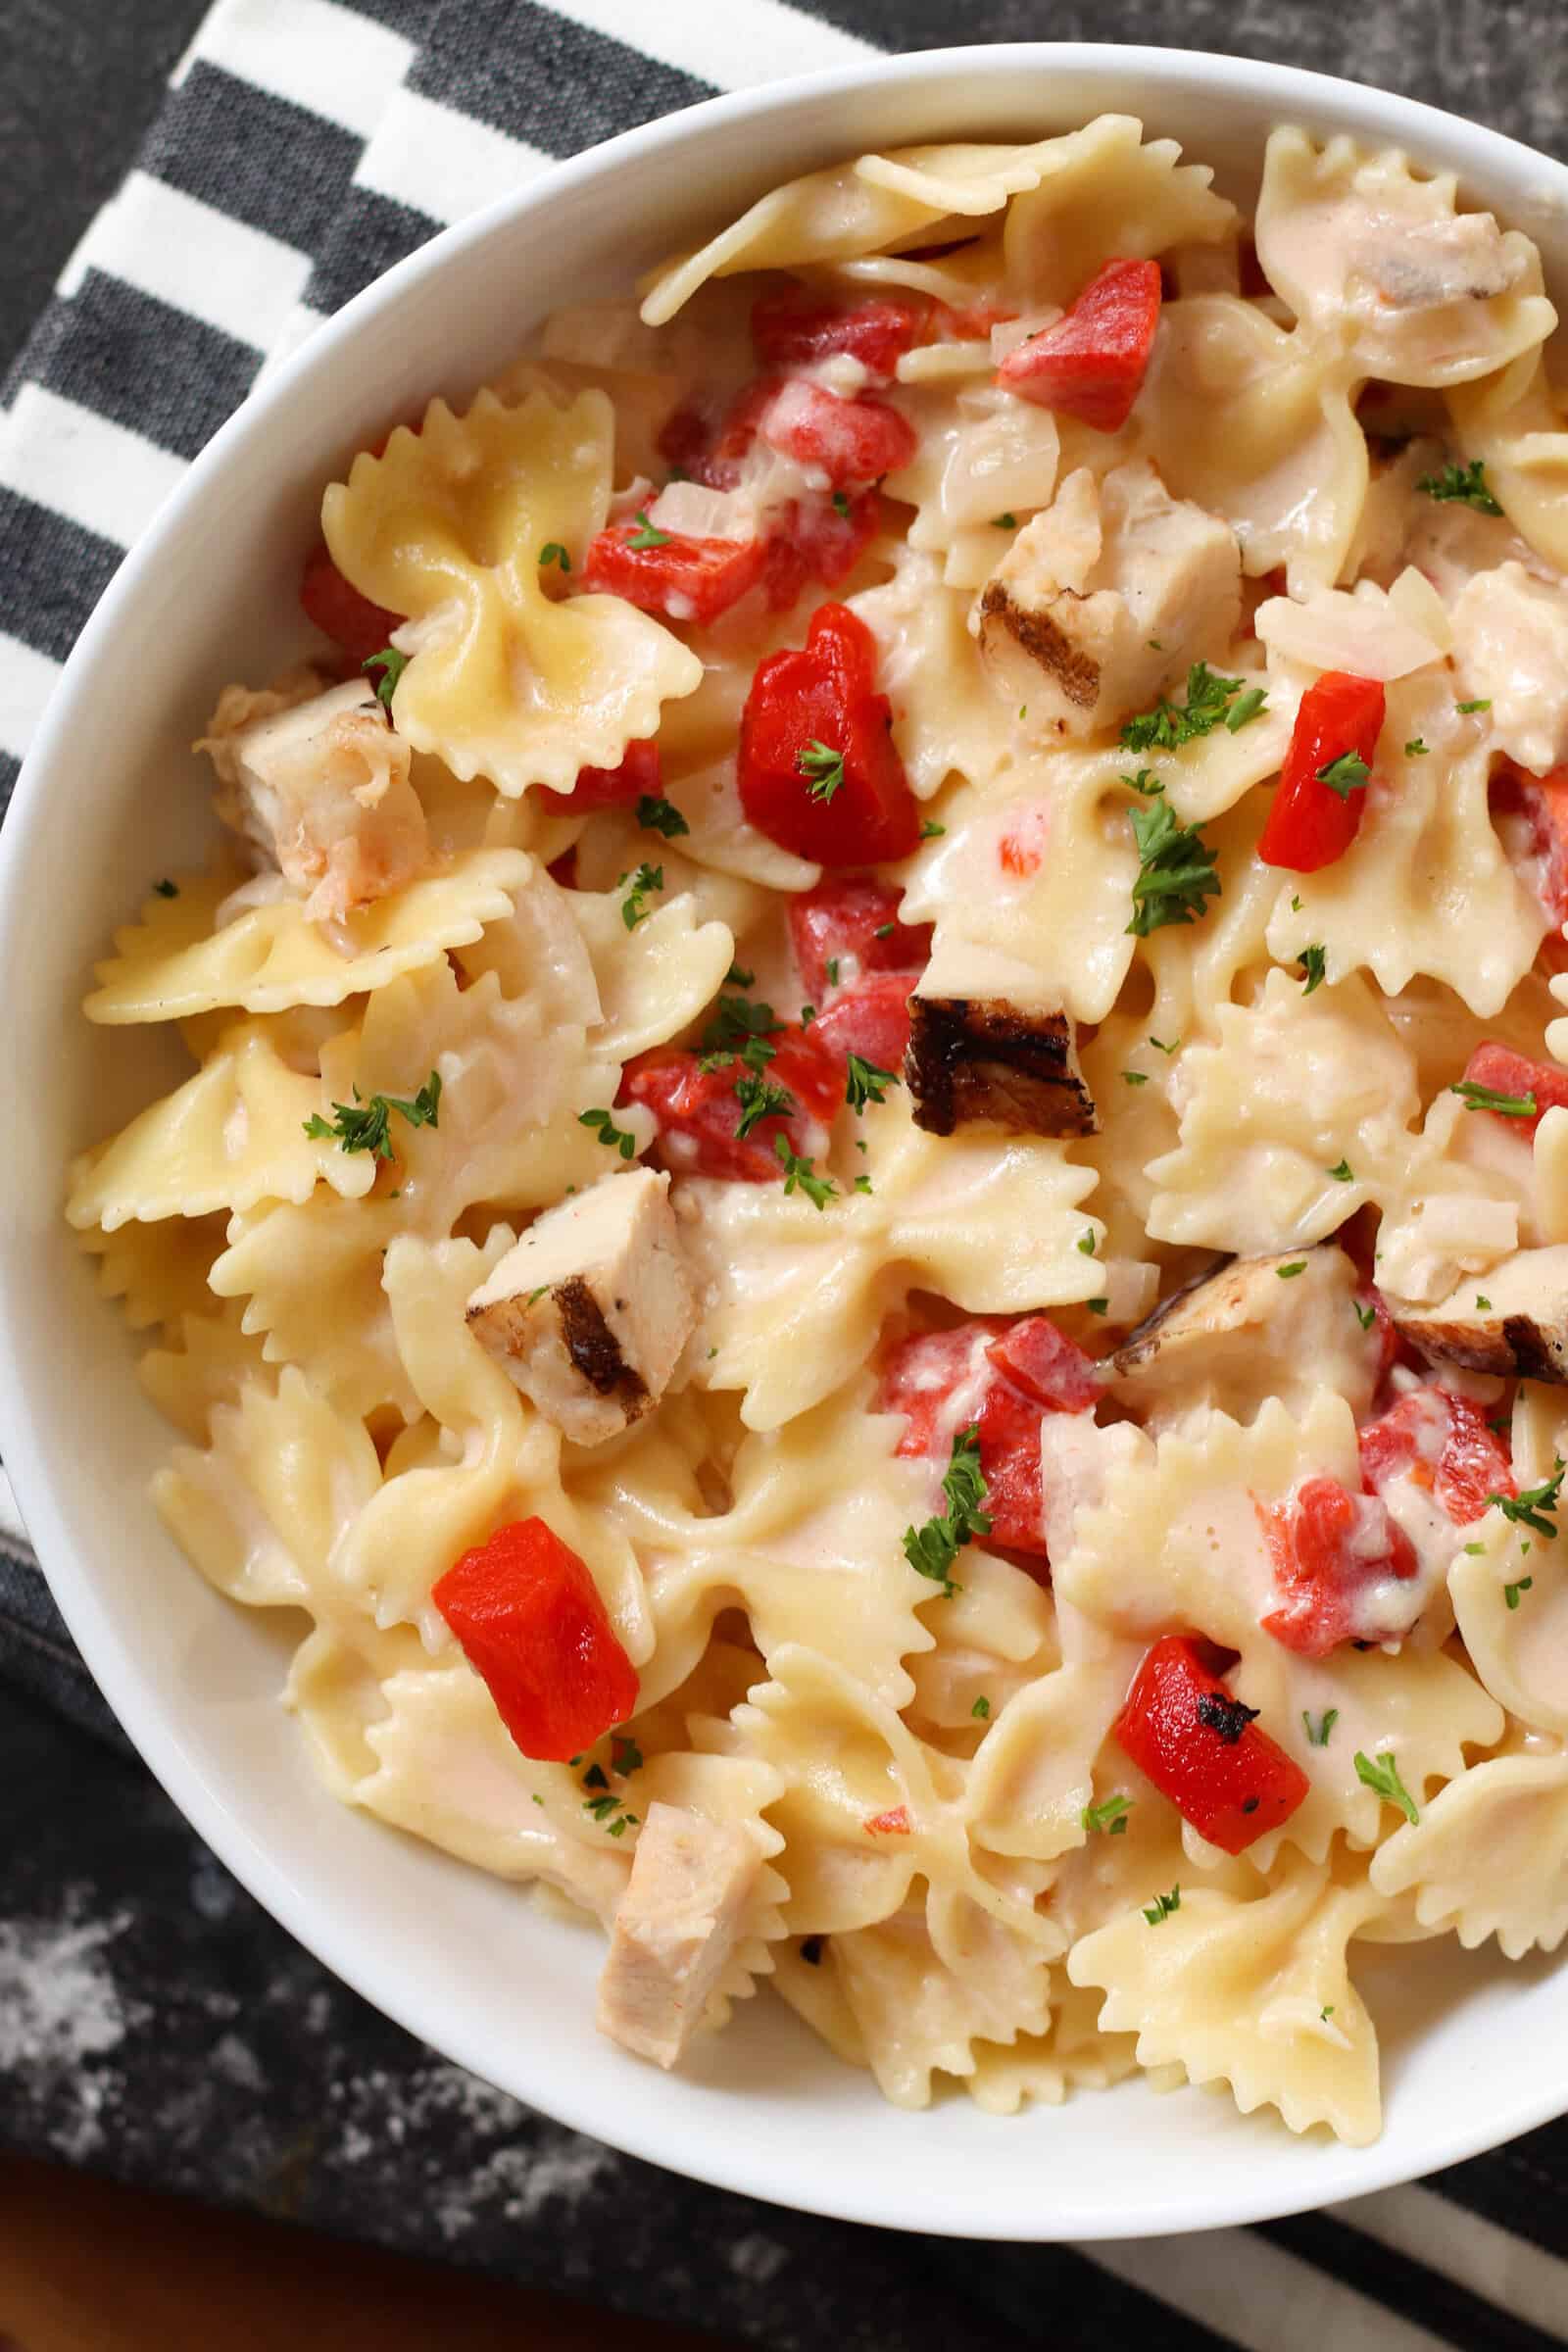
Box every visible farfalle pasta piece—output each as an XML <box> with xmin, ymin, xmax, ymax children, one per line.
<box><xmin>210</xmin><ymin>1195</ymin><xmax>418</xmax><ymax>1424</ymax></box>
<box><xmin>681</xmin><ymin>1095</ymin><xmax>1100</xmax><ymax>1429</ymax></box>
<box><xmin>1000</xmin><ymin>115</ymin><xmax>1234</xmax><ymax>306</ymax></box>
<box><xmin>77</xmin><ymin>1205</ymin><xmax>227</xmax><ymax>1331</ymax></box>
<box><xmin>136</xmin><ymin>1304</ymin><xmax>270</xmax><ymax>1443</ymax></box>
<box><xmin>562</xmin><ymin>883</ymin><xmax>736</xmax><ymax>1059</ymax></box>
<box><xmin>153</xmin><ymin>1363</ymin><xmax>381</xmax><ymax>1611</ymax></box>
<box><xmin>962</xmin><ymin>1655</ymin><xmax>1134</xmax><ymax>1863</ymax></box>
<box><xmin>967</xmin><ymin>1977</ymin><xmax>1142</xmax><ymax>2113</ymax></box>
<box><xmin>851</xmin><ymin>547</ymin><xmax>1012</xmax><ymax>798</ymax></box>
<box><xmin>1255</xmin><ymin>128</ymin><xmax>1556</xmax><ymax>387</ymax></box>
<box><xmin>1448</xmin><ymin>353</ymin><xmax>1568</xmax><ymax>573</ymax></box>
<box><xmin>1369</xmin><ymin>1752</ymin><xmax>1568</xmax><ymax>1959</ymax></box>
<box><xmin>322</xmin><ymin>386</ymin><xmax>701</xmax><ymax>796</ymax></box>
<box><xmin>84</xmin><ymin>849</ymin><xmax>535</xmax><ymax>1024</ymax></box>
<box><xmin>1146</xmin><ymin>966</ymin><xmax>1419</xmax><ymax>1254</ymax></box>
<box><xmin>66</xmin><ymin>1014</ymin><xmax>372</xmax><ymax>1232</ymax></box>
<box><xmin>822</xmin><ymin>1890</ymin><xmax>1054</xmax><ymax>2109</ymax></box>
<box><xmin>1067</xmin><ymin>1857</ymin><xmax>1391</xmax><ymax>2143</ymax></box>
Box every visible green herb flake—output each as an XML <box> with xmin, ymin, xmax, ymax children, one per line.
<box><xmin>1416</xmin><ymin>459</ymin><xmax>1502</xmax><ymax>515</ymax></box>
<box><xmin>1463</xmin><ymin>1542</ymin><xmax>1485</xmax><ymax>1556</ymax></box>
<box><xmin>153</xmin><ymin>877</ymin><xmax>179</xmax><ymax>899</ymax></box>
<box><xmin>800</xmin><ymin>1004</ymin><xmax>816</xmax><ymax>1027</ymax></box>
<box><xmin>1316</xmin><ymin>750</ymin><xmax>1370</xmax><ymax>800</ymax></box>
<box><xmin>1125</xmin><ymin>795</ymin><xmax>1222</xmax><ymax>937</ymax></box>
<box><xmin>919</xmin><ymin>818</ymin><xmax>946</xmax><ymax>839</ymax></box>
<box><xmin>1077</xmin><ymin>1229</ymin><xmax>1098</xmax><ymax>1256</ymax></box>
<box><xmin>972</xmin><ymin>1696</ymin><xmax>992</xmax><ymax>1721</ymax></box>
<box><xmin>1143</xmin><ymin>1884</ymin><xmax>1182</xmax><ymax>1927</ymax></box>
<box><xmin>1087</xmin><ymin>1298</ymin><xmax>1109</xmax><ymax>1316</ymax></box>
<box><xmin>872</xmin><ymin>922</ymin><xmax>895</xmax><ymax>939</ymax></box>
<box><xmin>824</xmin><ymin>957</ymin><xmax>840</xmax><ymax>988</ymax></box>
<box><xmin>831</xmin><ymin>490</ymin><xmax>853</xmax><ymax>516</ymax></box>
<box><xmin>1225</xmin><ymin>685</ymin><xmax>1268</xmax><ymax>733</ymax></box>
<box><xmin>1149</xmin><ymin>1034</ymin><xmax>1180</xmax><ymax>1055</ymax></box>
<box><xmin>363</xmin><ymin>645</ymin><xmax>410</xmax><ymax>710</ymax></box>
<box><xmin>1451</xmin><ymin>1079</ymin><xmax>1538</xmax><ymax>1117</ymax></box>
<box><xmin>582</xmin><ymin>1763</ymin><xmax>609</xmax><ymax>1790</ymax></box>
<box><xmin>1476</xmin><ymin>1294</ymin><xmax>1493</xmax><ymax>1310</ymax></box>
<box><xmin>797</xmin><ymin>739</ymin><xmax>846</xmax><ymax>803</ymax></box>
<box><xmin>854</xmin><ymin>1172</ymin><xmax>874</xmax><ymax>1194</ymax></box>
<box><xmin>734</xmin><ymin>1072</ymin><xmax>797</xmax><ymax>1140</ymax></box>
<box><xmin>902</xmin><ymin>1424</ymin><xmax>991</xmax><ymax>1599</ymax></box>
<box><xmin>846</xmin><ymin>1053</ymin><xmax>899</xmax><ymax>1113</ymax></box>
<box><xmin>992</xmin><ymin>511</ymin><xmax>1017</xmax><ymax>529</ymax></box>
<box><xmin>1082</xmin><ymin>1793</ymin><xmax>1133</xmax><ymax>1838</ymax></box>
<box><xmin>578</xmin><ymin>1106</ymin><xmax>639</xmax><ymax>1161</ymax></box>
<box><xmin>539</xmin><ymin>540</ymin><xmax>571</xmax><ymax>571</ymax></box>
<box><xmin>726</xmin><ymin>963</ymin><xmax>756</xmax><ymax>988</ymax></box>
<box><xmin>1298</xmin><ymin>944</ymin><xmax>1328</xmax><ymax>995</ymax></box>
<box><xmin>621</xmin><ymin>861</ymin><xmax>664</xmax><ymax>929</ymax></box>
<box><xmin>774</xmin><ymin>1133</ymin><xmax>836</xmax><ymax>1210</ymax></box>
<box><xmin>1328</xmin><ymin>1158</ymin><xmax>1354</xmax><ymax>1182</ymax></box>
<box><xmin>1404</xmin><ymin>738</ymin><xmax>1430</xmax><ymax>758</ymax></box>
<box><xmin>636</xmin><ymin>794</ymin><xmax>689</xmax><ymax>839</ymax></box>
<box><xmin>611</xmin><ymin>1735</ymin><xmax>643</xmax><ymax>1776</ymax></box>
<box><xmin>1302</xmin><ymin>1708</ymin><xmax>1339</xmax><ymax>1747</ymax></box>
<box><xmin>1456</xmin><ymin>698</ymin><xmax>1493</xmax><ymax>715</ymax></box>
<box><xmin>1320</xmin><ymin>2006</ymin><xmax>1335</xmax><ymax>2024</ymax></box>
<box><xmin>1353</xmin><ymin>1300</ymin><xmax>1378</xmax><ymax>1331</ymax></box>
<box><xmin>1122</xmin><ymin>1069</ymin><xmax>1150</xmax><ymax>1088</ymax></box>
<box><xmin>626</xmin><ymin>508</ymin><xmax>670</xmax><ymax>550</ymax></box>
<box><xmin>1489</xmin><ymin>1457</ymin><xmax>1565</xmax><ymax>1540</ymax></box>
<box><xmin>1122</xmin><ymin>661</ymin><xmax>1251</xmax><ymax>753</ymax></box>
<box><xmin>1354</xmin><ymin>1748</ymin><xmax>1419</xmax><ymax>1825</ymax></box>
<box><xmin>1505</xmin><ymin>1576</ymin><xmax>1535</xmax><ymax>1610</ymax></box>
<box><xmin>303</xmin><ymin>1069</ymin><xmax>442</xmax><ymax>1160</ymax></box>
<box><xmin>1277</xmin><ymin>1261</ymin><xmax>1307</xmax><ymax>1280</ymax></box>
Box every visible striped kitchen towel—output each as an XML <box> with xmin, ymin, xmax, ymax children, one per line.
<box><xmin>2</xmin><ymin>3</ymin><xmax>1568</xmax><ymax>2346</ymax></box>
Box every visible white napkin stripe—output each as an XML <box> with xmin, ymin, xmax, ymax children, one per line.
<box><xmin>353</xmin><ymin>89</ymin><xmax>553</xmax><ymax>225</ymax></box>
<box><xmin>58</xmin><ymin>173</ymin><xmax>315</xmax><ymax>353</ymax></box>
<box><xmin>174</xmin><ymin>0</ymin><xmax>417</xmax><ymax>140</ymax></box>
<box><xmin>543</xmin><ymin>0</ymin><xmax>877</xmax><ymax>88</ymax></box>
<box><xmin>0</xmin><ymin>632</ymin><xmax>65</xmax><ymax>766</ymax></box>
<box><xmin>1083</xmin><ymin>2225</ymin><xmax>1457</xmax><ymax>2352</ymax></box>
<box><xmin>0</xmin><ymin>385</ymin><xmax>191</xmax><ymax>551</ymax></box>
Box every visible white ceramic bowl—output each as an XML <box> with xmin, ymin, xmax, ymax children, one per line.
<box><xmin>5</xmin><ymin>42</ymin><xmax>1568</xmax><ymax>2241</ymax></box>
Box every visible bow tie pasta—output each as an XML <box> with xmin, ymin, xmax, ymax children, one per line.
<box><xmin>73</xmin><ymin>110</ymin><xmax>1568</xmax><ymax>2139</ymax></box>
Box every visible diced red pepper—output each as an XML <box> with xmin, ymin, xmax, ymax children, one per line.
<box><xmin>1491</xmin><ymin>763</ymin><xmax>1568</xmax><ymax>962</ymax></box>
<box><xmin>752</xmin><ymin>287</ymin><xmax>931</xmax><ymax>378</ymax></box>
<box><xmin>739</xmin><ymin>602</ymin><xmax>921</xmax><ymax>864</ymax></box>
<box><xmin>1457</xmin><ymin>1042</ymin><xmax>1568</xmax><ymax>1142</ymax></box>
<box><xmin>757</xmin><ymin>378</ymin><xmax>917</xmax><ymax>489</ymax></box>
<box><xmin>761</xmin><ymin>491</ymin><xmax>882</xmax><ymax>611</ymax></box>
<box><xmin>878</xmin><ymin>1315</ymin><xmax>1102</xmax><ymax>1557</ymax></box>
<box><xmin>432</xmin><ymin>1517</ymin><xmax>638</xmax><ymax>1762</ymax></box>
<box><xmin>810</xmin><ymin>973</ymin><xmax>918</xmax><ymax>1072</ymax></box>
<box><xmin>582</xmin><ymin>523</ymin><xmax>766</xmax><ymax>625</ymax></box>
<box><xmin>1257</xmin><ymin>671</ymin><xmax>1387</xmax><ymax>873</ymax></box>
<box><xmin>542</xmin><ymin>737</ymin><xmax>661</xmax><ymax>812</ymax></box>
<box><xmin>1359</xmin><ymin>1387</ymin><xmax>1513</xmax><ymax>1523</ymax></box>
<box><xmin>996</xmin><ymin>259</ymin><xmax>1163</xmax><ymax>433</ymax></box>
<box><xmin>863</xmin><ymin>1805</ymin><xmax>912</xmax><ymax>1836</ymax></box>
<box><xmin>619</xmin><ymin>1026</ymin><xmax>842</xmax><ymax>1183</ymax></box>
<box><xmin>1259</xmin><ymin>1475</ymin><xmax>1421</xmax><ymax>1658</ymax></box>
<box><xmin>1113</xmin><ymin>1635</ymin><xmax>1309</xmax><ymax>1855</ymax></box>
<box><xmin>299</xmin><ymin>542</ymin><xmax>404</xmax><ymax>666</ymax></box>
<box><xmin>788</xmin><ymin>877</ymin><xmax>933</xmax><ymax>1000</ymax></box>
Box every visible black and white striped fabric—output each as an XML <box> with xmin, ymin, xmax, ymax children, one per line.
<box><xmin>3</xmin><ymin>2</ymin><xmax>1568</xmax><ymax>2340</ymax></box>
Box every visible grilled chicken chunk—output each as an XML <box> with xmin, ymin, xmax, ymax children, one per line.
<box><xmin>1387</xmin><ymin>1244</ymin><xmax>1568</xmax><ymax>1383</ymax></box>
<box><xmin>906</xmin><ymin>991</ymin><xmax>1097</xmax><ymax>1138</ymax></box>
<box><xmin>1111</xmin><ymin>1245</ymin><xmax>1379</xmax><ymax>1424</ymax></box>
<box><xmin>197</xmin><ymin>669</ymin><xmax>428</xmax><ymax>923</ymax></box>
<box><xmin>466</xmin><ymin>1168</ymin><xmax>696</xmax><ymax>1446</ymax></box>
<box><xmin>596</xmin><ymin>1803</ymin><xmax>760</xmax><ymax>2069</ymax></box>
<box><xmin>973</xmin><ymin>461</ymin><xmax>1242</xmax><ymax>740</ymax></box>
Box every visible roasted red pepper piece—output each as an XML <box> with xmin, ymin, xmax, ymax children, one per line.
<box><xmin>752</xmin><ymin>287</ymin><xmax>931</xmax><ymax>378</ymax></box>
<box><xmin>542</xmin><ymin>737</ymin><xmax>662</xmax><ymax>812</ymax></box>
<box><xmin>619</xmin><ymin>1026</ymin><xmax>842</xmax><ymax>1182</ymax></box>
<box><xmin>761</xmin><ymin>491</ymin><xmax>882</xmax><ymax>611</ymax></box>
<box><xmin>757</xmin><ymin>378</ymin><xmax>917</xmax><ymax>489</ymax></box>
<box><xmin>1359</xmin><ymin>1387</ymin><xmax>1514</xmax><ymax>1523</ymax></box>
<box><xmin>582</xmin><ymin>523</ymin><xmax>765</xmax><ymax>624</ymax></box>
<box><xmin>1113</xmin><ymin>1634</ymin><xmax>1309</xmax><ymax>1854</ymax></box>
<box><xmin>879</xmin><ymin>1315</ymin><xmax>1102</xmax><ymax>1557</ymax></box>
<box><xmin>788</xmin><ymin>876</ymin><xmax>933</xmax><ymax>1000</ymax></box>
<box><xmin>996</xmin><ymin>258</ymin><xmax>1163</xmax><ymax>432</ymax></box>
<box><xmin>1456</xmin><ymin>1041</ymin><xmax>1568</xmax><ymax>1141</ymax></box>
<box><xmin>739</xmin><ymin>602</ymin><xmax>921</xmax><ymax>864</ymax></box>
<box><xmin>1492</xmin><ymin>762</ymin><xmax>1568</xmax><ymax>966</ymax></box>
<box><xmin>299</xmin><ymin>542</ymin><xmax>404</xmax><ymax>666</ymax></box>
<box><xmin>1259</xmin><ymin>1475</ymin><xmax>1421</xmax><ymax>1658</ymax></box>
<box><xmin>809</xmin><ymin>973</ymin><xmax>919</xmax><ymax>1072</ymax></box>
<box><xmin>433</xmin><ymin>1517</ymin><xmax>638</xmax><ymax>1762</ymax></box>
<box><xmin>1257</xmin><ymin>671</ymin><xmax>1386</xmax><ymax>873</ymax></box>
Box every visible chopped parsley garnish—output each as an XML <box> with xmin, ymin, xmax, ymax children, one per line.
<box><xmin>363</xmin><ymin>645</ymin><xmax>409</xmax><ymax>710</ymax></box>
<box><xmin>1416</xmin><ymin>459</ymin><xmax>1502</xmax><ymax>515</ymax></box>
<box><xmin>1476</xmin><ymin>1294</ymin><xmax>1492</xmax><ymax>1310</ymax></box>
<box><xmin>726</xmin><ymin>963</ymin><xmax>755</xmax><ymax>989</ymax></box>
<box><xmin>701</xmin><ymin>995</ymin><xmax>781</xmax><ymax>1072</ymax></box>
<box><xmin>1354</xmin><ymin>1749</ymin><xmax>1419</xmax><ymax>1825</ymax></box>
<box><xmin>1143</xmin><ymin>1884</ymin><xmax>1181</xmax><ymax>1927</ymax></box>
<box><xmin>845</xmin><ymin>1053</ymin><xmax>899</xmax><ymax>1113</ymax></box>
<box><xmin>872</xmin><ymin>922</ymin><xmax>895</xmax><ymax>939</ymax></box>
<box><xmin>919</xmin><ymin>818</ymin><xmax>946</xmax><ymax>839</ymax></box>
<box><xmin>1121</xmin><ymin>662</ymin><xmax>1252</xmax><ymax>753</ymax></box>
<box><xmin>972</xmin><ymin>1696</ymin><xmax>992</xmax><ymax>1721</ymax></box>
<box><xmin>539</xmin><ymin>540</ymin><xmax>571</xmax><ymax>570</ymax></box>
<box><xmin>1078</xmin><ymin>1229</ymin><xmax>1098</xmax><ymax>1255</ymax></box>
<box><xmin>1405</xmin><ymin>738</ymin><xmax>1430</xmax><ymax>758</ymax></box>
<box><xmin>1505</xmin><ymin>1576</ymin><xmax>1535</xmax><ymax>1609</ymax></box>
<box><xmin>1087</xmin><ymin>1298</ymin><xmax>1109</xmax><ymax>1315</ymax></box>
<box><xmin>1196</xmin><ymin>1690</ymin><xmax>1259</xmax><ymax>1744</ymax></box>
<box><xmin>800</xmin><ymin>1004</ymin><xmax>816</xmax><ymax>1026</ymax></box>
<box><xmin>1277</xmin><ymin>1261</ymin><xmax>1307</xmax><ymax>1279</ymax></box>
<box><xmin>1125</xmin><ymin>796</ymin><xmax>1221</xmax><ymax>937</ymax></box>
<box><xmin>1320</xmin><ymin>2005</ymin><xmax>1335</xmax><ymax>2024</ymax></box>
<box><xmin>824</xmin><ymin>957</ymin><xmax>840</xmax><ymax>988</ymax></box>
<box><xmin>854</xmin><ymin>1172</ymin><xmax>874</xmax><ymax>1194</ymax></box>
<box><xmin>1489</xmin><ymin>1457</ymin><xmax>1565</xmax><ymax>1540</ymax></box>
<box><xmin>1353</xmin><ymin>1301</ymin><xmax>1378</xmax><ymax>1332</ymax></box>
<box><xmin>1328</xmin><ymin>1158</ymin><xmax>1353</xmax><ymax>1182</ymax></box>
<box><xmin>621</xmin><ymin>861</ymin><xmax>663</xmax><ymax>929</ymax></box>
<box><xmin>582</xmin><ymin>1762</ymin><xmax>609</xmax><ymax>1790</ymax></box>
<box><xmin>1122</xmin><ymin>766</ymin><xmax>1164</xmax><ymax>797</ymax></box>
<box><xmin>636</xmin><ymin>794</ymin><xmax>689</xmax><ymax>839</ymax></box>
<box><xmin>578</xmin><ymin>1106</ymin><xmax>638</xmax><ymax>1160</ymax></box>
<box><xmin>1290</xmin><ymin>894</ymin><xmax>1302</xmax><ymax>911</ymax></box>
<box><xmin>303</xmin><ymin>1070</ymin><xmax>442</xmax><ymax>1159</ymax></box>
<box><xmin>1451</xmin><ymin>1078</ymin><xmax>1538</xmax><ymax>1117</ymax></box>
<box><xmin>774</xmin><ymin>1134</ymin><xmax>836</xmax><ymax>1209</ymax></box>
<box><xmin>1298</xmin><ymin>944</ymin><xmax>1328</xmax><ymax>995</ymax></box>
<box><xmin>734</xmin><ymin>1073</ymin><xmax>796</xmax><ymax>1139</ymax></box>
<box><xmin>1150</xmin><ymin>1034</ymin><xmax>1180</xmax><ymax>1054</ymax></box>
<box><xmin>1082</xmin><ymin>1793</ymin><xmax>1133</xmax><ymax>1837</ymax></box>
<box><xmin>611</xmin><ymin>1734</ymin><xmax>643</xmax><ymax>1776</ymax></box>
<box><xmin>902</xmin><ymin>1424</ymin><xmax>990</xmax><ymax>1598</ymax></box>
<box><xmin>1316</xmin><ymin>750</ymin><xmax>1370</xmax><ymax>800</ymax></box>
<box><xmin>1302</xmin><ymin>1708</ymin><xmax>1339</xmax><ymax>1747</ymax></box>
<box><xmin>153</xmin><ymin>877</ymin><xmax>179</xmax><ymax>899</ymax></box>
<box><xmin>1456</xmin><ymin>698</ymin><xmax>1493</xmax><ymax>715</ymax></box>
<box><xmin>1122</xmin><ymin>1069</ymin><xmax>1149</xmax><ymax>1088</ymax></box>
<box><xmin>798</xmin><ymin>739</ymin><xmax>846</xmax><ymax>803</ymax></box>
<box><xmin>626</xmin><ymin>508</ymin><xmax>669</xmax><ymax>549</ymax></box>
<box><xmin>1225</xmin><ymin>685</ymin><xmax>1268</xmax><ymax>733</ymax></box>
<box><xmin>992</xmin><ymin>512</ymin><xmax>1017</xmax><ymax>529</ymax></box>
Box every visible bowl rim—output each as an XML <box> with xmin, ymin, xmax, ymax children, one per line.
<box><xmin>6</xmin><ymin>38</ymin><xmax>1568</xmax><ymax>2240</ymax></box>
